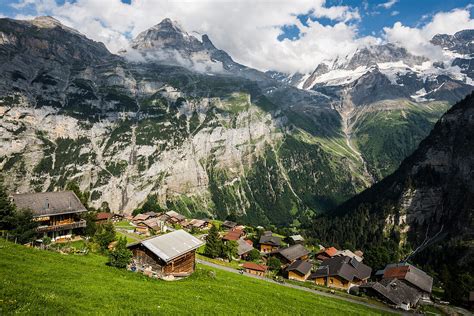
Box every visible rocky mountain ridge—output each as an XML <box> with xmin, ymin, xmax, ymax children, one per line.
<box><xmin>0</xmin><ymin>16</ymin><xmax>472</xmax><ymax>226</ymax></box>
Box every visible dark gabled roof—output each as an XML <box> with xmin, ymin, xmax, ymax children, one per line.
<box><xmin>277</xmin><ymin>244</ymin><xmax>310</xmax><ymax>262</ymax></box>
<box><xmin>222</xmin><ymin>220</ymin><xmax>237</xmax><ymax>228</ymax></box>
<box><xmin>12</xmin><ymin>191</ymin><xmax>87</xmax><ymax>217</ymax></box>
<box><xmin>259</xmin><ymin>235</ymin><xmax>282</xmax><ymax>246</ymax></box>
<box><xmin>309</xmin><ymin>256</ymin><xmax>372</xmax><ymax>282</ymax></box>
<box><xmin>286</xmin><ymin>259</ymin><xmax>312</xmax><ymax>276</ymax></box>
<box><xmin>382</xmin><ymin>263</ymin><xmax>433</xmax><ymax>293</ymax></box>
<box><xmin>360</xmin><ymin>278</ymin><xmax>422</xmax><ymax>306</ymax></box>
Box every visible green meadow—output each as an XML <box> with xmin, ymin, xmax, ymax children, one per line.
<box><xmin>0</xmin><ymin>239</ymin><xmax>391</xmax><ymax>315</ymax></box>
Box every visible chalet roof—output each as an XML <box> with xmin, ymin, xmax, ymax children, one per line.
<box><xmin>223</xmin><ymin>229</ymin><xmax>243</xmax><ymax>241</ymax></box>
<box><xmin>242</xmin><ymin>262</ymin><xmax>267</xmax><ymax>272</ymax></box>
<box><xmin>189</xmin><ymin>219</ymin><xmax>206</xmax><ymax>228</ymax></box>
<box><xmin>317</xmin><ymin>246</ymin><xmax>338</xmax><ymax>258</ymax></box>
<box><xmin>141</xmin><ymin>218</ymin><xmax>164</xmax><ymax>230</ymax></box>
<box><xmin>165</xmin><ymin>211</ymin><xmax>186</xmax><ymax>221</ymax></box>
<box><xmin>309</xmin><ymin>256</ymin><xmax>372</xmax><ymax>282</ymax></box>
<box><xmin>259</xmin><ymin>235</ymin><xmax>282</xmax><ymax>247</ymax></box>
<box><xmin>128</xmin><ymin>230</ymin><xmax>203</xmax><ymax>263</ymax></box>
<box><xmin>133</xmin><ymin>214</ymin><xmax>150</xmax><ymax>222</ymax></box>
<box><xmin>96</xmin><ymin>212</ymin><xmax>113</xmax><ymax>221</ymax></box>
<box><xmin>143</xmin><ymin>211</ymin><xmax>158</xmax><ymax>217</ymax></box>
<box><xmin>289</xmin><ymin>235</ymin><xmax>304</xmax><ymax>242</ymax></box>
<box><xmin>237</xmin><ymin>238</ymin><xmax>254</xmax><ymax>256</ymax></box>
<box><xmin>286</xmin><ymin>259</ymin><xmax>312</xmax><ymax>276</ymax></box>
<box><xmin>382</xmin><ymin>263</ymin><xmax>433</xmax><ymax>293</ymax></box>
<box><xmin>222</xmin><ymin>220</ymin><xmax>237</xmax><ymax>229</ymax></box>
<box><xmin>335</xmin><ymin>249</ymin><xmax>363</xmax><ymax>262</ymax></box>
<box><xmin>360</xmin><ymin>278</ymin><xmax>422</xmax><ymax>306</ymax></box>
<box><xmin>12</xmin><ymin>191</ymin><xmax>87</xmax><ymax>217</ymax></box>
<box><xmin>277</xmin><ymin>244</ymin><xmax>310</xmax><ymax>262</ymax></box>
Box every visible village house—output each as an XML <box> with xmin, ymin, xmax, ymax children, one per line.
<box><xmin>334</xmin><ymin>249</ymin><xmax>363</xmax><ymax>262</ymax></box>
<box><xmin>316</xmin><ymin>246</ymin><xmax>338</xmax><ymax>261</ymax></box>
<box><xmin>221</xmin><ymin>220</ymin><xmax>238</xmax><ymax>230</ymax></box>
<box><xmin>187</xmin><ymin>219</ymin><xmax>211</xmax><ymax>230</ymax></box>
<box><xmin>359</xmin><ymin>278</ymin><xmax>424</xmax><ymax>311</ymax></box>
<box><xmin>288</xmin><ymin>235</ymin><xmax>305</xmax><ymax>245</ymax></box>
<box><xmin>12</xmin><ymin>191</ymin><xmax>87</xmax><ymax>242</ymax></box>
<box><xmin>308</xmin><ymin>255</ymin><xmax>372</xmax><ymax>291</ymax></box>
<box><xmin>237</xmin><ymin>238</ymin><xmax>254</xmax><ymax>259</ymax></box>
<box><xmin>259</xmin><ymin>233</ymin><xmax>282</xmax><ymax>253</ymax></box>
<box><xmin>134</xmin><ymin>218</ymin><xmax>166</xmax><ymax>236</ymax></box>
<box><xmin>361</xmin><ymin>263</ymin><xmax>433</xmax><ymax>310</ymax></box>
<box><xmin>95</xmin><ymin>212</ymin><xmax>113</xmax><ymax>224</ymax></box>
<box><xmin>132</xmin><ymin>213</ymin><xmax>150</xmax><ymax>224</ymax></box>
<box><xmin>242</xmin><ymin>262</ymin><xmax>268</xmax><ymax>277</ymax></box>
<box><xmin>285</xmin><ymin>259</ymin><xmax>312</xmax><ymax>281</ymax></box>
<box><xmin>222</xmin><ymin>228</ymin><xmax>244</xmax><ymax>241</ymax></box>
<box><xmin>127</xmin><ymin>230</ymin><xmax>204</xmax><ymax>278</ymax></box>
<box><xmin>165</xmin><ymin>211</ymin><xmax>186</xmax><ymax>225</ymax></box>
<box><xmin>275</xmin><ymin>244</ymin><xmax>310</xmax><ymax>266</ymax></box>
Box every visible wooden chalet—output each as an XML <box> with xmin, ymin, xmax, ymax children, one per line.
<box><xmin>134</xmin><ymin>218</ymin><xmax>166</xmax><ymax>236</ymax></box>
<box><xmin>95</xmin><ymin>212</ymin><xmax>113</xmax><ymax>224</ymax></box>
<box><xmin>12</xmin><ymin>191</ymin><xmax>87</xmax><ymax>241</ymax></box>
<box><xmin>165</xmin><ymin>211</ymin><xmax>186</xmax><ymax>225</ymax></box>
<box><xmin>360</xmin><ymin>279</ymin><xmax>423</xmax><ymax>311</ymax></box>
<box><xmin>377</xmin><ymin>263</ymin><xmax>433</xmax><ymax>298</ymax></box>
<box><xmin>285</xmin><ymin>259</ymin><xmax>312</xmax><ymax>281</ymax></box>
<box><xmin>127</xmin><ymin>230</ymin><xmax>204</xmax><ymax>278</ymax></box>
<box><xmin>288</xmin><ymin>235</ymin><xmax>305</xmax><ymax>245</ymax></box>
<box><xmin>275</xmin><ymin>244</ymin><xmax>310</xmax><ymax>265</ymax></box>
<box><xmin>308</xmin><ymin>256</ymin><xmax>372</xmax><ymax>291</ymax></box>
<box><xmin>221</xmin><ymin>220</ymin><xmax>237</xmax><ymax>230</ymax></box>
<box><xmin>316</xmin><ymin>246</ymin><xmax>338</xmax><ymax>261</ymax></box>
<box><xmin>259</xmin><ymin>233</ymin><xmax>281</xmax><ymax>253</ymax></box>
<box><xmin>132</xmin><ymin>213</ymin><xmax>151</xmax><ymax>224</ymax></box>
<box><xmin>242</xmin><ymin>262</ymin><xmax>268</xmax><ymax>277</ymax></box>
<box><xmin>237</xmin><ymin>238</ymin><xmax>254</xmax><ymax>259</ymax></box>
<box><xmin>222</xmin><ymin>228</ymin><xmax>244</xmax><ymax>241</ymax></box>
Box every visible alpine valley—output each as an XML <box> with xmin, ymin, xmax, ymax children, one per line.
<box><xmin>1</xmin><ymin>16</ymin><xmax>473</xmax><ymax>227</ymax></box>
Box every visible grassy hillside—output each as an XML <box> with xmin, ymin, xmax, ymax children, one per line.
<box><xmin>0</xmin><ymin>240</ymin><xmax>389</xmax><ymax>315</ymax></box>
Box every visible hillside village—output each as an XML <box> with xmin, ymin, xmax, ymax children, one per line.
<box><xmin>1</xmin><ymin>188</ymin><xmax>444</xmax><ymax>313</ymax></box>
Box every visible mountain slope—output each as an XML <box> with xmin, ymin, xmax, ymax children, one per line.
<box><xmin>308</xmin><ymin>92</ymin><xmax>474</xmax><ymax>304</ymax></box>
<box><xmin>0</xmin><ymin>17</ymin><xmax>366</xmax><ymax>226</ymax></box>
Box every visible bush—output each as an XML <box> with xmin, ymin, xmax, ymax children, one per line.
<box><xmin>247</xmin><ymin>249</ymin><xmax>261</xmax><ymax>261</ymax></box>
<box><xmin>267</xmin><ymin>257</ymin><xmax>281</xmax><ymax>271</ymax></box>
<box><xmin>94</xmin><ymin>223</ymin><xmax>116</xmax><ymax>252</ymax></box>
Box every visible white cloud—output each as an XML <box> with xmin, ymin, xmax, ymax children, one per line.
<box><xmin>7</xmin><ymin>0</ymin><xmax>369</xmax><ymax>73</ymax></box>
<box><xmin>377</xmin><ymin>0</ymin><xmax>398</xmax><ymax>9</ymax></box>
<box><xmin>383</xmin><ymin>8</ymin><xmax>474</xmax><ymax>60</ymax></box>
<box><xmin>391</xmin><ymin>11</ymin><xmax>399</xmax><ymax>16</ymax></box>
<box><xmin>6</xmin><ymin>1</ymin><xmax>474</xmax><ymax>73</ymax></box>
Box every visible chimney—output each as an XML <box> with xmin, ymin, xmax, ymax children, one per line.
<box><xmin>45</xmin><ymin>198</ymin><xmax>49</xmax><ymax>210</ymax></box>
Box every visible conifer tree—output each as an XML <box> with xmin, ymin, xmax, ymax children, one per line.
<box><xmin>0</xmin><ymin>178</ymin><xmax>16</xmax><ymax>231</ymax></box>
<box><xmin>108</xmin><ymin>237</ymin><xmax>132</xmax><ymax>268</ymax></box>
<box><xmin>204</xmin><ymin>224</ymin><xmax>221</xmax><ymax>258</ymax></box>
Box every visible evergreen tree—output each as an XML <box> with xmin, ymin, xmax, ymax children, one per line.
<box><xmin>82</xmin><ymin>211</ymin><xmax>98</xmax><ymax>237</ymax></box>
<box><xmin>10</xmin><ymin>209</ymin><xmax>38</xmax><ymax>244</ymax></box>
<box><xmin>94</xmin><ymin>222</ymin><xmax>116</xmax><ymax>252</ymax></box>
<box><xmin>267</xmin><ymin>257</ymin><xmax>281</xmax><ymax>271</ymax></box>
<box><xmin>247</xmin><ymin>249</ymin><xmax>261</xmax><ymax>261</ymax></box>
<box><xmin>221</xmin><ymin>240</ymin><xmax>238</xmax><ymax>261</ymax></box>
<box><xmin>204</xmin><ymin>225</ymin><xmax>221</xmax><ymax>258</ymax></box>
<box><xmin>108</xmin><ymin>237</ymin><xmax>132</xmax><ymax>268</ymax></box>
<box><xmin>0</xmin><ymin>178</ymin><xmax>16</xmax><ymax>231</ymax></box>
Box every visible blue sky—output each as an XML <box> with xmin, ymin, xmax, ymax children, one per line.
<box><xmin>278</xmin><ymin>0</ymin><xmax>474</xmax><ymax>40</ymax></box>
<box><xmin>0</xmin><ymin>0</ymin><xmax>473</xmax><ymax>73</ymax></box>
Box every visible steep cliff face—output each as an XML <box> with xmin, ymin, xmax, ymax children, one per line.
<box><xmin>0</xmin><ymin>17</ymin><xmax>366</xmax><ymax>225</ymax></box>
<box><xmin>309</xmin><ymin>93</ymin><xmax>474</xmax><ymax>301</ymax></box>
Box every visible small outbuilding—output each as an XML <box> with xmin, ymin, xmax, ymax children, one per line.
<box><xmin>127</xmin><ymin>230</ymin><xmax>204</xmax><ymax>278</ymax></box>
<box><xmin>242</xmin><ymin>262</ymin><xmax>268</xmax><ymax>277</ymax></box>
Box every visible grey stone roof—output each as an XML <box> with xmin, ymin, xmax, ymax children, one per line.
<box><xmin>286</xmin><ymin>259</ymin><xmax>312</xmax><ymax>275</ymax></box>
<box><xmin>237</xmin><ymin>238</ymin><xmax>254</xmax><ymax>256</ymax></box>
<box><xmin>381</xmin><ymin>262</ymin><xmax>433</xmax><ymax>293</ymax></box>
<box><xmin>277</xmin><ymin>244</ymin><xmax>310</xmax><ymax>262</ymax></box>
<box><xmin>12</xmin><ymin>191</ymin><xmax>87</xmax><ymax>217</ymax></box>
<box><xmin>309</xmin><ymin>255</ymin><xmax>372</xmax><ymax>282</ymax></box>
<box><xmin>128</xmin><ymin>230</ymin><xmax>204</xmax><ymax>263</ymax></box>
<box><xmin>360</xmin><ymin>278</ymin><xmax>422</xmax><ymax>307</ymax></box>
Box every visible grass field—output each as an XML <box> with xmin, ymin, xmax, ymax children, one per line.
<box><xmin>0</xmin><ymin>239</ymin><xmax>392</xmax><ymax>315</ymax></box>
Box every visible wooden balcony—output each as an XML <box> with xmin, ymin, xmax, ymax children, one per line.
<box><xmin>37</xmin><ymin>220</ymin><xmax>87</xmax><ymax>233</ymax></box>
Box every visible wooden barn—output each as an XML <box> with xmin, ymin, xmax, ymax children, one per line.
<box><xmin>127</xmin><ymin>230</ymin><xmax>204</xmax><ymax>278</ymax></box>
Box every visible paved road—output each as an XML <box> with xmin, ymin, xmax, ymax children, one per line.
<box><xmin>197</xmin><ymin>259</ymin><xmax>404</xmax><ymax>315</ymax></box>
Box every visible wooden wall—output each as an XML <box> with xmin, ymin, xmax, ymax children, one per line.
<box><xmin>288</xmin><ymin>271</ymin><xmax>310</xmax><ymax>282</ymax></box>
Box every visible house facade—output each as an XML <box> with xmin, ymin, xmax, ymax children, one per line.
<box><xmin>12</xmin><ymin>191</ymin><xmax>87</xmax><ymax>241</ymax></box>
<box><xmin>242</xmin><ymin>262</ymin><xmax>268</xmax><ymax>277</ymax></box>
<box><xmin>127</xmin><ymin>230</ymin><xmax>204</xmax><ymax>278</ymax></box>
<box><xmin>286</xmin><ymin>259</ymin><xmax>312</xmax><ymax>281</ymax></box>
<box><xmin>259</xmin><ymin>234</ymin><xmax>281</xmax><ymax>253</ymax></box>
